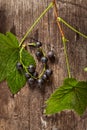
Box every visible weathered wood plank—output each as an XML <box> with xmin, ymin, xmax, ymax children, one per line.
<box><xmin>0</xmin><ymin>0</ymin><xmax>87</xmax><ymax>130</ymax></box>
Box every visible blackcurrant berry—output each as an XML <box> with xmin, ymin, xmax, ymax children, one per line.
<box><xmin>41</xmin><ymin>57</ymin><xmax>48</xmax><ymax>64</ymax></box>
<box><xmin>42</xmin><ymin>74</ymin><xmax>48</xmax><ymax>81</ymax></box>
<box><xmin>28</xmin><ymin>65</ymin><xmax>36</xmax><ymax>73</ymax></box>
<box><xmin>16</xmin><ymin>62</ymin><xmax>23</xmax><ymax>71</ymax></box>
<box><xmin>28</xmin><ymin>78</ymin><xmax>35</xmax><ymax>85</ymax></box>
<box><xmin>48</xmin><ymin>51</ymin><xmax>55</xmax><ymax>62</ymax></box>
<box><xmin>48</xmin><ymin>51</ymin><xmax>55</xmax><ymax>58</ymax></box>
<box><xmin>25</xmin><ymin>73</ymin><xmax>31</xmax><ymax>79</ymax></box>
<box><xmin>37</xmin><ymin>78</ymin><xmax>44</xmax><ymax>87</ymax></box>
<box><xmin>36</xmin><ymin>41</ymin><xmax>42</xmax><ymax>48</ymax></box>
<box><xmin>33</xmin><ymin>71</ymin><xmax>38</xmax><ymax>78</ymax></box>
<box><xmin>45</xmin><ymin>69</ymin><xmax>53</xmax><ymax>77</ymax></box>
<box><xmin>35</xmin><ymin>50</ymin><xmax>43</xmax><ymax>60</ymax></box>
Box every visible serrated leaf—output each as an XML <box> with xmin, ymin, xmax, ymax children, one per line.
<box><xmin>0</xmin><ymin>33</ymin><xmax>19</xmax><ymax>82</ymax></box>
<box><xmin>0</xmin><ymin>32</ymin><xmax>36</xmax><ymax>94</ymax></box>
<box><xmin>46</xmin><ymin>78</ymin><xmax>87</xmax><ymax>115</ymax></box>
<box><xmin>6</xmin><ymin>49</ymin><xmax>26</xmax><ymax>94</ymax></box>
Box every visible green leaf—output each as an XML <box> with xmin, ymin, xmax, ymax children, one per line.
<box><xmin>6</xmin><ymin>49</ymin><xmax>26</xmax><ymax>94</ymax></box>
<box><xmin>0</xmin><ymin>32</ymin><xmax>36</xmax><ymax>94</ymax></box>
<box><xmin>0</xmin><ymin>50</ymin><xmax>13</xmax><ymax>82</ymax></box>
<box><xmin>22</xmin><ymin>49</ymin><xmax>36</xmax><ymax>67</ymax></box>
<box><xmin>46</xmin><ymin>78</ymin><xmax>87</xmax><ymax>115</ymax></box>
<box><xmin>6</xmin><ymin>32</ymin><xmax>19</xmax><ymax>48</ymax></box>
<box><xmin>0</xmin><ymin>33</ymin><xmax>19</xmax><ymax>82</ymax></box>
<box><xmin>6</xmin><ymin>49</ymin><xmax>36</xmax><ymax>94</ymax></box>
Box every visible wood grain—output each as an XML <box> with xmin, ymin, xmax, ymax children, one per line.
<box><xmin>0</xmin><ymin>0</ymin><xmax>87</xmax><ymax>130</ymax></box>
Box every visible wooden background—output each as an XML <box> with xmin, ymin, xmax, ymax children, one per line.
<box><xmin>0</xmin><ymin>0</ymin><xmax>87</xmax><ymax>130</ymax></box>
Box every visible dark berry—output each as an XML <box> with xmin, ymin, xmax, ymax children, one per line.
<box><xmin>25</xmin><ymin>73</ymin><xmax>31</xmax><ymax>79</ymax></box>
<box><xmin>42</xmin><ymin>74</ymin><xmax>48</xmax><ymax>81</ymax></box>
<box><xmin>36</xmin><ymin>41</ymin><xmax>42</xmax><ymax>48</ymax></box>
<box><xmin>41</xmin><ymin>57</ymin><xmax>48</xmax><ymax>64</ymax></box>
<box><xmin>48</xmin><ymin>51</ymin><xmax>55</xmax><ymax>58</ymax></box>
<box><xmin>35</xmin><ymin>50</ymin><xmax>43</xmax><ymax>60</ymax></box>
<box><xmin>28</xmin><ymin>65</ymin><xmax>36</xmax><ymax>73</ymax></box>
<box><xmin>48</xmin><ymin>51</ymin><xmax>55</xmax><ymax>62</ymax></box>
<box><xmin>37</xmin><ymin>78</ymin><xmax>44</xmax><ymax>87</ymax></box>
<box><xmin>28</xmin><ymin>78</ymin><xmax>35</xmax><ymax>85</ymax></box>
<box><xmin>45</xmin><ymin>69</ymin><xmax>53</xmax><ymax>77</ymax></box>
<box><xmin>33</xmin><ymin>71</ymin><xmax>38</xmax><ymax>78</ymax></box>
<box><xmin>16</xmin><ymin>62</ymin><xmax>23</xmax><ymax>71</ymax></box>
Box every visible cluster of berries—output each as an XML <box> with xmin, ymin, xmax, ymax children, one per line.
<box><xmin>16</xmin><ymin>39</ymin><xmax>55</xmax><ymax>90</ymax></box>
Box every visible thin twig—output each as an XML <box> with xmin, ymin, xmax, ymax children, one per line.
<box><xmin>53</xmin><ymin>0</ymin><xmax>71</xmax><ymax>78</ymax></box>
<box><xmin>53</xmin><ymin>0</ymin><xmax>64</xmax><ymax>37</ymax></box>
<box><xmin>19</xmin><ymin>2</ymin><xmax>53</xmax><ymax>47</ymax></box>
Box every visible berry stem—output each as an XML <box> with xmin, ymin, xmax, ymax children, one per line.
<box><xmin>39</xmin><ymin>48</ymin><xmax>46</xmax><ymax>57</ymax></box>
<box><xmin>37</xmin><ymin>48</ymin><xmax>46</xmax><ymax>78</ymax></box>
<box><xmin>38</xmin><ymin>65</ymin><xmax>46</xmax><ymax>78</ymax></box>
<box><xmin>27</xmin><ymin>42</ymin><xmax>36</xmax><ymax>46</ymax></box>
<box><xmin>58</xmin><ymin>17</ymin><xmax>87</xmax><ymax>39</ymax></box>
<box><xmin>19</xmin><ymin>2</ymin><xmax>54</xmax><ymax>47</ymax></box>
<box><xmin>62</xmin><ymin>37</ymin><xmax>71</xmax><ymax>78</ymax></box>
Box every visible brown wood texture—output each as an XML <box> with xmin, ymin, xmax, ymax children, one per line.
<box><xmin>0</xmin><ymin>0</ymin><xmax>87</xmax><ymax>130</ymax></box>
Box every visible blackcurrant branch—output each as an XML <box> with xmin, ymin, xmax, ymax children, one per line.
<box><xmin>18</xmin><ymin>2</ymin><xmax>55</xmax><ymax>82</ymax></box>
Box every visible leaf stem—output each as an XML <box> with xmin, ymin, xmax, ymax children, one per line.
<box><xmin>53</xmin><ymin>0</ymin><xmax>71</xmax><ymax>78</ymax></box>
<box><xmin>62</xmin><ymin>37</ymin><xmax>71</xmax><ymax>78</ymax></box>
<box><xmin>19</xmin><ymin>2</ymin><xmax>54</xmax><ymax>47</ymax></box>
<box><xmin>58</xmin><ymin>17</ymin><xmax>87</xmax><ymax>39</ymax></box>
